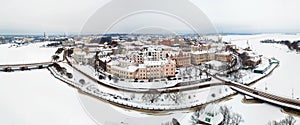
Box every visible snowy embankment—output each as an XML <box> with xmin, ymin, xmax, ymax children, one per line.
<box><xmin>223</xmin><ymin>34</ymin><xmax>300</xmax><ymax>99</ymax></box>
<box><xmin>219</xmin><ymin>57</ymin><xmax>279</xmax><ymax>85</ymax></box>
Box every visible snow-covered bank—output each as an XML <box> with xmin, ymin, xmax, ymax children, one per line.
<box><xmin>223</xmin><ymin>34</ymin><xmax>300</xmax><ymax>98</ymax></box>
<box><xmin>224</xmin><ymin>94</ymin><xmax>300</xmax><ymax>125</ymax></box>
<box><xmin>221</xmin><ymin>34</ymin><xmax>300</xmax><ymax>125</ymax></box>
<box><xmin>0</xmin><ymin>69</ymin><xmax>96</xmax><ymax>125</ymax></box>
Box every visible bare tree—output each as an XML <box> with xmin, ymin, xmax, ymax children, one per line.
<box><xmin>220</xmin><ymin>105</ymin><xmax>231</xmax><ymax>125</ymax></box>
<box><xmin>285</xmin><ymin>115</ymin><xmax>296</xmax><ymax>125</ymax></box>
<box><xmin>141</xmin><ymin>90</ymin><xmax>161</xmax><ymax>103</ymax></box>
<box><xmin>267</xmin><ymin>115</ymin><xmax>296</xmax><ymax>125</ymax></box>
<box><xmin>190</xmin><ymin>105</ymin><xmax>243</xmax><ymax>125</ymax></box>
<box><xmin>190</xmin><ymin>110</ymin><xmax>204</xmax><ymax>125</ymax></box>
<box><xmin>219</xmin><ymin>105</ymin><xmax>244</xmax><ymax>125</ymax></box>
<box><xmin>231</xmin><ymin>113</ymin><xmax>244</xmax><ymax>125</ymax></box>
<box><xmin>166</xmin><ymin>92</ymin><xmax>185</xmax><ymax>104</ymax></box>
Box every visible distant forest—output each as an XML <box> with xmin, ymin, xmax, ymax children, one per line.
<box><xmin>261</xmin><ymin>39</ymin><xmax>300</xmax><ymax>52</ymax></box>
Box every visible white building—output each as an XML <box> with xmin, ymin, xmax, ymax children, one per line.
<box><xmin>198</xmin><ymin>104</ymin><xmax>224</xmax><ymax>125</ymax></box>
<box><xmin>73</xmin><ymin>51</ymin><xmax>95</xmax><ymax>65</ymax></box>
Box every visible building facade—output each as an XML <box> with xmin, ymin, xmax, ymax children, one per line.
<box><xmin>191</xmin><ymin>51</ymin><xmax>233</xmax><ymax>65</ymax></box>
<box><xmin>173</xmin><ymin>50</ymin><xmax>191</xmax><ymax>67</ymax></box>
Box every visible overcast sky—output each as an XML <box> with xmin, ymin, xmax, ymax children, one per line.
<box><xmin>0</xmin><ymin>0</ymin><xmax>300</xmax><ymax>34</ymax></box>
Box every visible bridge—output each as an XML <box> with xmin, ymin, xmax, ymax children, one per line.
<box><xmin>0</xmin><ymin>62</ymin><xmax>54</xmax><ymax>72</ymax></box>
<box><xmin>213</xmin><ymin>75</ymin><xmax>300</xmax><ymax>111</ymax></box>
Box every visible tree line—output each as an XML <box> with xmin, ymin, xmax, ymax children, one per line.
<box><xmin>261</xmin><ymin>39</ymin><xmax>300</xmax><ymax>52</ymax></box>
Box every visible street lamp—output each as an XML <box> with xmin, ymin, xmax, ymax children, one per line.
<box><xmin>292</xmin><ymin>88</ymin><xmax>294</xmax><ymax>99</ymax></box>
<box><xmin>265</xmin><ymin>83</ymin><xmax>268</xmax><ymax>92</ymax></box>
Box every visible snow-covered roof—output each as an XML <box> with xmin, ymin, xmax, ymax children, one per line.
<box><xmin>206</xmin><ymin>60</ymin><xmax>226</xmax><ymax>67</ymax></box>
<box><xmin>107</xmin><ymin>60</ymin><xmax>120</xmax><ymax>66</ymax></box>
<box><xmin>215</xmin><ymin>51</ymin><xmax>231</xmax><ymax>56</ymax></box>
<box><xmin>138</xmin><ymin>64</ymin><xmax>146</xmax><ymax>68</ymax></box>
<box><xmin>143</xmin><ymin>59</ymin><xmax>175</xmax><ymax>66</ymax></box>
<box><xmin>99</xmin><ymin>56</ymin><xmax>111</xmax><ymax>62</ymax></box>
<box><xmin>249</xmin><ymin>56</ymin><xmax>261</xmax><ymax>62</ymax></box>
<box><xmin>74</xmin><ymin>51</ymin><xmax>86</xmax><ymax>56</ymax></box>
<box><xmin>85</xmin><ymin>53</ymin><xmax>95</xmax><ymax>58</ymax></box>
<box><xmin>111</xmin><ymin>65</ymin><xmax>138</xmax><ymax>73</ymax></box>
<box><xmin>191</xmin><ymin>51</ymin><xmax>209</xmax><ymax>55</ymax></box>
<box><xmin>254</xmin><ymin>62</ymin><xmax>269</xmax><ymax>71</ymax></box>
<box><xmin>75</xmin><ymin>41</ymin><xmax>84</xmax><ymax>44</ymax></box>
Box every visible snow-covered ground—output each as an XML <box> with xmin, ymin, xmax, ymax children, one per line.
<box><xmin>221</xmin><ymin>34</ymin><xmax>300</xmax><ymax>125</ymax></box>
<box><xmin>0</xmin><ymin>42</ymin><xmax>58</xmax><ymax>64</ymax></box>
<box><xmin>0</xmin><ymin>69</ymin><xmax>97</xmax><ymax>125</ymax></box>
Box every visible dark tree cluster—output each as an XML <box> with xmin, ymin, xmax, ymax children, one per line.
<box><xmin>52</xmin><ymin>63</ymin><xmax>73</xmax><ymax>78</ymax></box>
<box><xmin>64</xmin><ymin>48</ymin><xmax>73</xmax><ymax>57</ymax></box>
<box><xmin>52</xmin><ymin>55</ymin><xmax>60</xmax><ymax>61</ymax></box>
<box><xmin>55</xmin><ymin>48</ymin><xmax>64</xmax><ymax>55</ymax></box>
<box><xmin>46</xmin><ymin>42</ymin><xmax>62</xmax><ymax>47</ymax></box>
<box><xmin>90</xmin><ymin>37</ymin><xmax>112</xmax><ymax>44</ymax></box>
<box><xmin>261</xmin><ymin>39</ymin><xmax>300</xmax><ymax>52</ymax></box>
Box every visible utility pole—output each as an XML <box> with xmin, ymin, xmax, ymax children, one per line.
<box><xmin>265</xmin><ymin>83</ymin><xmax>268</xmax><ymax>92</ymax></box>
